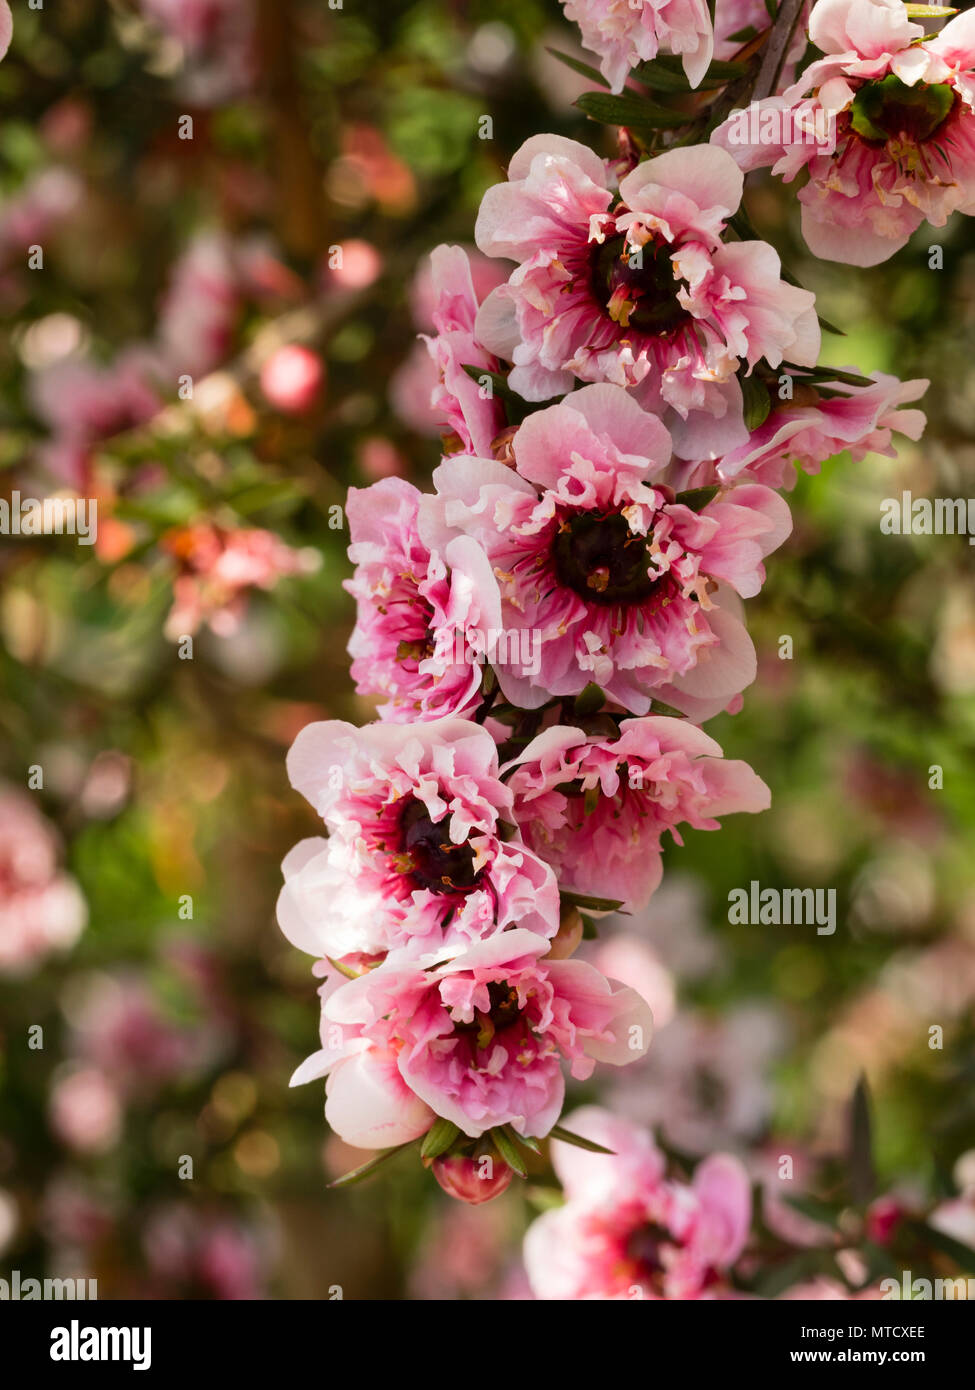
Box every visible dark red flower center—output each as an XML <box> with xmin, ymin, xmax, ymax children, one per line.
<box><xmin>397</xmin><ymin>798</ymin><xmax>479</xmax><ymax>894</ymax></box>
<box><xmin>553</xmin><ymin>510</ymin><xmax>669</xmax><ymax>607</ymax></box>
<box><xmin>590</xmin><ymin>233</ymin><xmax>689</xmax><ymax>335</ymax></box>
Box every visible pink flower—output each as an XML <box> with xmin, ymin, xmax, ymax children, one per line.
<box><xmin>290</xmin><ymin>931</ymin><xmax>653</xmax><ymax>1145</ymax></box>
<box><xmin>278</xmin><ymin>718</ymin><xmax>560</xmax><ymax>965</ymax></box>
<box><xmin>259</xmin><ymin>344</ymin><xmax>324</xmax><ymax>414</ymax></box>
<box><xmin>157</xmin><ymin>233</ymin><xmax>240</xmax><ymax>378</ymax></box>
<box><xmin>419</xmin><ymin>245</ymin><xmax>507</xmax><ymax>458</ymax></box>
<box><xmin>503</xmin><ymin>719</ymin><xmax>770</xmax><ymax>910</ymax></box>
<box><xmin>0</xmin><ymin>789</ymin><xmax>86</xmax><ymax>976</ymax></box>
<box><xmin>523</xmin><ymin>1107</ymin><xmax>751</xmax><ymax>1298</ymax></box>
<box><xmin>561</xmin><ymin>0</ymin><xmax>715</xmax><ymax>93</ymax></box>
<box><xmin>713</xmin><ymin>0</ymin><xmax>975</xmax><ymax>265</ymax></box>
<box><xmin>707</xmin><ymin>369</ymin><xmax>928</xmax><ymax>489</ymax></box>
<box><xmin>474</xmin><ymin>139</ymin><xmax>819</xmax><ymax>454</ymax></box>
<box><xmin>0</xmin><ymin>3</ymin><xmax>11</xmax><ymax>64</ymax></box>
<box><xmin>139</xmin><ymin>0</ymin><xmax>255</xmax><ymax>105</ymax></box>
<box><xmin>161</xmin><ymin>522</ymin><xmax>316</xmax><ymax>640</ymax></box>
<box><xmin>433</xmin><ymin>1153</ymin><xmax>515</xmax><ymax>1204</ymax></box>
<box><xmin>344</xmin><ymin>476</ymin><xmax>504</xmax><ymax>722</ymax></box>
<box><xmin>49</xmin><ymin>1067</ymin><xmax>122</xmax><ymax>1155</ymax></box>
<box><xmin>142</xmin><ymin>1204</ymin><xmax>268</xmax><ymax>1300</ymax></box>
<box><xmin>421</xmin><ymin>384</ymin><xmax>792</xmax><ymax>719</ymax></box>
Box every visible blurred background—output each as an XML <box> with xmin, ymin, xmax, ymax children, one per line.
<box><xmin>0</xmin><ymin>0</ymin><xmax>973</xmax><ymax>1300</ymax></box>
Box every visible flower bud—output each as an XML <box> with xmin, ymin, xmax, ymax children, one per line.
<box><xmin>433</xmin><ymin>1152</ymin><xmax>513</xmax><ymax>1204</ymax></box>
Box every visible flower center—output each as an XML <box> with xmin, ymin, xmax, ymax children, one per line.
<box><xmin>850</xmin><ymin>76</ymin><xmax>954</xmax><ymax>146</ymax></box>
<box><xmin>397</xmin><ymin>798</ymin><xmax>479</xmax><ymax>894</ymax></box>
<box><xmin>590</xmin><ymin>234</ymin><xmax>688</xmax><ymax>334</ymax></box>
<box><xmin>625</xmin><ymin>1221</ymin><xmax>673</xmax><ymax>1280</ymax></box>
<box><xmin>454</xmin><ymin>980</ymin><xmax>525</xmax><ymax>1051</ymax></box>
<box><xmin>553</xmin><ymin>510</ymin><xmax>668</xmax><ymax>607</ymax></box>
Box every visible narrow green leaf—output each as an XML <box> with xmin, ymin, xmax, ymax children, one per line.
<box><xmin>420</xmin><ymin>1117</ymin><xmax>461</xmax><ymax>1160</ymax></box>
<box><xmin>848</xmin><ymin>1074</ymin><xmax>876</xmax><ymax>1204</ymax></box>
<box><xmin>545</xmin><ymin>48</ymin><xmax>610</xmax><ymax>89</ymax></box>
<box><xmin>559</xmin><ymin>889</ymin><xmax>625</xmax><ymax>913</ymax></box>
<box><xmin>575</xmin><ymin>91</ymin><xmax>687</xmax><ymax>130</ymax></box>
<box><xmin>491</xmin><ymin>1126</ymin><xmax>528</xmax><ymax>1177</ymax></box>
<box><xmin>550</xmin><ymin>1124</ymin><xmax>616</xmax><ymax>1155</ymax></box>
<box><xmin>327</xmin><ymin>1144</ymin><xmax>410</xmax><ymax>1189</ymax></box>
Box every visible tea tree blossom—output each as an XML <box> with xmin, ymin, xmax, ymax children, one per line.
<box><xmin>278</xmin><ymin>718</ymin><xmax>560</xmax><ymax>966</ymax></box>
<box><xmin>714</xmin><ymin>0</ymin><xmax>975</xmax><ymax>265</ymax></box>
<box><xmin>290</xmin><ymin>932</ymin><xmax>653</xmax><ymax>1146</ymax></box>
<box><xmin>474</xmin><ymin>139</ymin><xmax>819</xmax><ymax>454</ymax></box>
<box><xmin>421</xmin><ymin>383</ymin><xmax>791</xmax><ymax>719</ymax></box>
<box><xmin>503</xmin><ymin>718</ymin><xmax>770</xmax><ymax>910</ymax></box>
<box><xmin>523</xmin><ymin>1107</ymin><xmax>751</xmax><ymax>1298</ymax></box>
<box><xmin>561</xmin><ymin>0</ymin><xmax>715</xmax><ymax>93</ymax></box>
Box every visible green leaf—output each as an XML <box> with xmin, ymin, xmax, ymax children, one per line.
<box><xmin>574</xmin><ymin>681</ymin><xmax>605</xmax><ymax>717</ymax></box>
<box><xmin>549</xmin><ymin>1124</ymin><xmax>616</xmax><ymax>1155</ymax></box>
<box><xmin>913</xmin><ymin>1221</ymin><xmax>975</xmax><ymax>1272</ymax></box>
<box><xmin>782</xmin><ymin>1193</ymin><xmax>840</xmax><ymax>1227</ymax></box>
<box><xmin>420</xmin><ymin>1118</ymin><xmax>461</xmax><ymax>1160</ymax></box>
<box><xmin>631</xmin><ymin>57</ymin><xmax>749</xmax><ymax>93</ymax></box>
<box><xmin>491</xmin><ymin>1126</ymin><xmax>528</xmax><ymax>1178</ymax></box>
<box><xmin>559</xmin><ymin>889</ymin><xmax>625</xmax><ymax>913</ymax></box>
<box><xmin>741</xmin><ymin>372</ymin><xmax>772</xmax><ymax>431</ymax></box>
<box><xmin>675</xmin><ymin>485</ymin><xmax>719</xmax><ymax>513</ymax></box>
<box><xmin>726</xmin><ymin>25</ymin><xmax>761</xmax><ymax>42</ymax></box>
<box><xmin>575</xmin><ymin>91</ymin><xmax>687</xmax><ymax>130</ymax></box>
<box><xmin>545</xmin><ymin>48</ymin><xmax>610</xmax><ymax>89</ymax></box>
<box><xmin>580</xmin><ymin>914</ymin><xmax>599</xmax><ymax>940</ymax></box>
<box><xmin>327</xmin><ymin>1144</ymin><xmax>411</xmax><ymax>1189</ymax></box>
<box><xmin>649</xmin><ymin>698</ymin><xmax>689</xmax><ymax>718</ymax></box>
<box><xmin>848</xmin><ymin>1074</ymin><xmax>876</xmax><ymax>1204</ymax></box>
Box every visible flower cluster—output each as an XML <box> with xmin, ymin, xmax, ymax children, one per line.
<box><xmin>280</xmin><ymin>0</ymin><xmax>935</xmax><ymax>1215</ymax></box>
<box><xmin>714</xmin><ymin>0</ymin><xmax>975</xmax><ymax>265</ymax></box>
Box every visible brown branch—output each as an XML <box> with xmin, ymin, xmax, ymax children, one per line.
<box><xmin>753</xmin><ymin>0</ymin><xmax>807</xmax><ymax>101</ymax></box>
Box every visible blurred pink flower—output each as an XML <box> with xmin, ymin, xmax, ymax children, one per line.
<box><xmin>49</xmin><ymin>1068</ymin><xmax>122</xmax><ymax>1155</ymax></box>
<box><xmin>0</xmin><ymin>789</ymin><xmax>86</xmax><ymax>976</ymax></box>
<box><xmin>524</xmin><ymin>1107</ymin><xmax>751</xmax><ymax>1298</ymax></box>
<box><xmin>161</xmin><ymin>521</ymin><xmax>316</xmax><ymax>640</ymax></box>
<box><xmin>259</xmin><ymin>344</ymin><xmax>325</xmax><ymax>415</ymax></box>
<box><xmin>142</xmin><ymin>1204</ymin><xmax>268</xmax><ymax>1299</ymax></box>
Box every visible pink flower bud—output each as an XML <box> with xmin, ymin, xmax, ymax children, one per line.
<box><xmin>259</xmin><ymin>345</ymin><xmax>324</xmax><ymax>415</ymax></box>
<box><xmin>433</xmin><ymin>1153</ymin><xmax>513</xmax><ymax>1205</ymax></box>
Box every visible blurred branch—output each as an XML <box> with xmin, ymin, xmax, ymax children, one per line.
<box><xmin>256</xmin><ymin>0</ymin><xmax>328</xmax><ymax>260</ymax></box>
<box><xmin>753</xmin><ymin>0</ymin><xmax>806</xmax><ymax>101</ymax></box>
